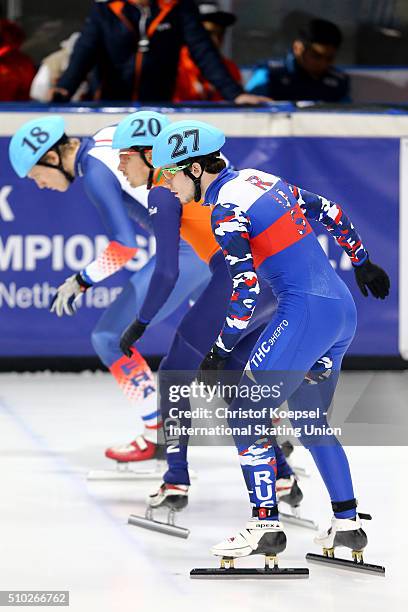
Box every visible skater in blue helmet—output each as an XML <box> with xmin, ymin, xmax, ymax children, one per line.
<box><xmin>9</xmin><ymin>112</ymin><xmax>211</xmax><ymax>467</ymax></box>
<box><xmin>152</xmin><ymin>118</ymin><xmax>389</xmax><ymax>574</ymax></box>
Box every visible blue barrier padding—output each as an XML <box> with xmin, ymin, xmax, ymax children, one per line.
<box><xmin>0</xmin><ymin>107</ymin><xmax>401</xmax><ymax>357</ymax></box>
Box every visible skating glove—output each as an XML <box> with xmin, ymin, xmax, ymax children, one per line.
<box><xmin>120</xmin><ymin>319</ymin><xmax>148</xmax><ymax>357</ymax></box>
<box><xmin>353</xmin><ymin>257</ymin><xmax>390</xmax><ymax>299</ymax></box>
<box><xmin>50</xmin><ymin>273</ymin><xmax>91</xmax><ymax>316</ymax></box>
<box><xmin>197</xmin><ymin>347</ymin><xmax>228</xmax><ymax>387</ymax></box>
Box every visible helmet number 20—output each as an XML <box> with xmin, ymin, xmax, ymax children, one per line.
<box><xmin>131</xmin><ymin>118</ymin><xmax>161</xmax><ymax>138</ymax></box>
<box><xmin>169</xmin><ymin>129</ymin><xmax>199</xmax><ymax>159</ymax></box>
<box><xmin>22</xmin><ymin>127</ymin><xmax>50</xmax><ymax>154</ymax></box>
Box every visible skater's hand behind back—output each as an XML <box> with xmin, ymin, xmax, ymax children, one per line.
<box><xmin>353</xmin><ymin>258</ymin><xmax>390</xmax><ymax>299</ymax></box>
<box><xmin>197</xmin><ymin>348</ymin><xmax>228</xmax><ymax>388</ymax></box>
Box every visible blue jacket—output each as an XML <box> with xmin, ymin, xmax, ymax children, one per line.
<box><xmin>58</xmin><ymin>0</ymin><xmax>243</xmax><ymax>102</ymax></box>
<box><xmin>246</xmin><ymin>52</ymin><xmax>350</xmax><ymax>103</ymax></box>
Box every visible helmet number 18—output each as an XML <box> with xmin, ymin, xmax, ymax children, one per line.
<box><xmin>22</xmin><ymin>127</ymin><xmax>50</xmax><ymax>154</ymax></box>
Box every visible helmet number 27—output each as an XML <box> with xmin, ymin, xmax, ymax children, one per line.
<box><xmin>168</xmin><ymin>129</ymin><xmax>200</xmax><ymax>159</ymax></box>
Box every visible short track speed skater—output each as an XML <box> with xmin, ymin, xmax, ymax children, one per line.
<box><xmin>191</xmin><ymin>509</ymin><xmax>309</xmax><ymax>579</ymax></box>
<box><xmin>128</xmin><ymin>482</ymin><xmax>190</xmax><ymax>538</ymax></box>
<box><xmin>306</xmin><ymin>513</ymin><xmax>385</xmax><ymax>575</ymax></box>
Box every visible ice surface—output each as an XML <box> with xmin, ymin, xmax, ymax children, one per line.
<box><xmin>0</xmin><ymin>372</ymin><xmax>406</xmax><ymax>612</ymax></box>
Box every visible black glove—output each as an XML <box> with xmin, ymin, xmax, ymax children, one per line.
<box><xmin>197</xmin><ymin>347</ymin><xmax>228</xmax><ymax>387</ymax></box>
<box><xmin>353</xmin><ymin>257</ymin><xmax>390</xmax><ymax>299</ymax></box>
<box><xmin>120</xmin><ymin>319</ymin><xmax>148</xmax><ymax>357</ymax></box>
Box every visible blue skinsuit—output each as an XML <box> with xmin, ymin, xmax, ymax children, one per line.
<box><xmin>206</xmin><ymin>167</ymin><xmax>367</xmax><ymax>518</ymax></box>
<box><xmin>73</xmin><ymin>127</ymin><xmax>210</xmax><ymax>366</ymax></box>
<box><xmin>115</xmin><ymin>174</ymin><xmax>282</xmax><ymax>485</ymax></box>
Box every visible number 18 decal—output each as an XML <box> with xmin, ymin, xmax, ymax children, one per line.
<box><xmin>22</xmin><ymin>127</ymin><xmax>50</xmax><ymax>154</ymax></box>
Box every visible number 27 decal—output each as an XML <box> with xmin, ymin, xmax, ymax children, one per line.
<box><xmin>168</xmin><ymin>129</ymin><xmax>200</xmax><ymax>159</ymax></box>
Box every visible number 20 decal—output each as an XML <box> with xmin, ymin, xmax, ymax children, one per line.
<box><xmin>168</xmin><ymin>129</ymin><xmax>200</xmax><ymax>159</ymax></box>
<box><xmin>131</xmin><ymin>117</ymin><xmax>161</xmax><ymax>138</ymax></box>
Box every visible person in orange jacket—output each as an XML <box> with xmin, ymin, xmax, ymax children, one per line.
<box><xmin>0</xmin><ymin>18</ymin><xmax>35</xmax><ymax>101</ymax></box>
<box><xmin>52</xmin><ymin>0</ymin><xmax>266</xmax><ymax>105</ymax></box>
<box><xmin>173</xmin><ymin>1</ymin><xmax>241</xmax><ymax>102</ymax></box>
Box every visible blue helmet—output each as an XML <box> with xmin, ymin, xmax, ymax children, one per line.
<box><xmin>152</xmin><ymin>119</ymin><xmax>225</xmax><ymax>168</ymax></box>
<box><xmin>9</xmin><ymin>116</ymin><xmax>66</xmax><ymax>178</ymax></box>
<box><xmin>112</xmin><ymin>111</ymin><xmax>171</xmax><ymax>150</ymax></box>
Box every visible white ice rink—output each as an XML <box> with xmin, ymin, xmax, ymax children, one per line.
<box><xmin>0</xmin><ymin>371</ymin><xmax>407</xmax><ymax>612</ymax></box>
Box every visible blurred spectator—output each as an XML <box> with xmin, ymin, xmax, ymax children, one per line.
<box><xmin>0</xmin><ymin>18</ymin><xmax>35</xmax><ymax>101</ymax></box>
<box><xmin>173</xmin><ymin>1</ymin><xmax>241</xmax><ymax>102</ymax></box>
<box><xmin>246</xmin><ymin>18</ymin><xmax>350</xmax><ymax>103</ymax></box>
<box><xmin>30</xmin><ymin>33</ymin><xmax>90</xmax><ymax>102</ymax></box>
<box><xmin>53</xmin><ymin>0</ymin><xmax>268</xmax><ymax>105</ymax></box>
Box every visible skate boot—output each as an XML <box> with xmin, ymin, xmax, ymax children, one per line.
<box><xmin>148</xmin><ymin>482</ymin><xmax>189</xmax><ymax>511</ymax></box>
<box><xmin>277</xmin><ymin>476</ymin><xmax>318</xmax><ymax>530</ymax></box>
<box><xmin>306</xmin><ymin>513</ymin><xmax>385</xmax><ymax>575</ymax></box>
<box><xmin>105</xmin><ymin>436</ymin><xmax>165</xmax><ymax>463</ymax></box>
<box><xmin>281</xmin><ymin>440</ymin><xmax>294</xmax><ymax>459</ymax></box>
<box><xmin>128</xmin><ymin>483</ymin><xmax>190</xmax><ymax>539</ymax></box>
<box><xmin>87</xmin><ymin>436</ymin><xmax>166</xmax><ymax>481</ymax></box>
<box><xmin>191</xmin><ymin>509</ymin><xmax>309</xmax><ymax>579</ymax></box>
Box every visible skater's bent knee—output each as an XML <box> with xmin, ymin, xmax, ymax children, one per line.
<box><xmin>91</xmin><ymin>328</ymin><xmax>120</xmax><ymax>363</ymax></box>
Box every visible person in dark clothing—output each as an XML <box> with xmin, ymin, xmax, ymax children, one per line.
<box><xmin>246</xmin><ymin>18</ymin><xmax>350</xmax><ymax>103</ymax></box>
<box><xmin>52</xmin><ymin>0</ymin><xmax>268</xmax><ymax>104</ymax></box>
